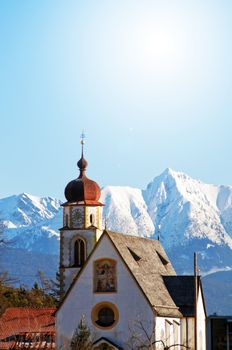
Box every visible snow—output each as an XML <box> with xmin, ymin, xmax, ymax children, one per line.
<box><xmin>101</xmin><ymin>186</ymin><xmax>154</xmax><ymax>237</ymax></box>
<box><xmin>0</xmin><ymin>168</ymin><xmax>232</xmax><ymax>275</ymax></box>
<box><xmin>142</xmin><ymin>168</ymin><xmax>232</xmax><ymax>248</ymax></box>
<box><xmin>201</xmin><ymin>266</ymin><xmax>232</xmax><ymax>277</ymax></box>
<box><xmin>0</xmin><ymin>192</ymin><xmax>62</xmax><ymax>251</ymax></box>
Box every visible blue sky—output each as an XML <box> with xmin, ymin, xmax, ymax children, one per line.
<box><xmin>1</xmin><ymin>0</ymin><xmax>232</xmax><ymax>200</ymax></box>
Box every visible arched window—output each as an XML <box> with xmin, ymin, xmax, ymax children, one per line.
<box><xmin>65</xmin><ymin>214</ymin><xmax>69</xmax><ymax>227</ymax></box>
<box><xmin>74</xmin><ymin>238</ymin><xmax>86</xmax><ymax>267</ymax></box>
<box><xmin>90</xmin><ymin>214</ymin><xmax>95</xmax><ymax>225</ymax></box>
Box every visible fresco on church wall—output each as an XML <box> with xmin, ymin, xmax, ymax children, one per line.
<box><xmin>94</xmin><ymin>259</ymin><xmax>116</xmax><ymax>292</ymax></box>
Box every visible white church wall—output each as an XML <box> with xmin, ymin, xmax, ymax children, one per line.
<box><xmin>180</xmin><ymin>317</ymin><xmax>194</xmax><ymax>350</ymax></box>
<box><xmin>56</xmin><ymin>234</ymin><xmax>154</xmax><ymax>350</ymax></box>
<box><xmin>85</xmin><ymin>206</ymin><xmax>103</xmax><ymax>230</ymax></box>
<box><xmin>62</xmin><ymin>268</ymin><xmax>79</xmax><ymax>294</ymax></box>
<box><xmin>197</xmin><ymin>287</ymin><xmax>206</xmax><ymax>350</ymax></box>
<box><xmin>61</xmin><ymin>229</ymin><xmax>96</xmax><ymax>266</ymax></box>
<box><xmin>155</xmin><ymin>317</ymin><xmax>181</xmax><ymax>350</ymax></box>
<box><xmin>61</xmin><ymin>228</ymin><xmax>98</xmax><ymax>292</ymax></box>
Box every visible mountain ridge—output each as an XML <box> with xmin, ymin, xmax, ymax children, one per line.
<box><xmin>1</xmin><ymin>168</ymin><xmax>232</xmax><ymax>314</ymax></box>
<box><xmin>0</xmin><ymin>167</ymin><xmax>232</xmax><ymax>276</ymax></box>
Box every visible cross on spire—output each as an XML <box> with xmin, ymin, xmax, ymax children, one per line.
<box><xmin>80</xmin><ymin>131</ymin><xmax>85</xmax><ymax>157</ymax></box>
<box><xmin>80</xmin><ymin>130</ymin><xmax>85</xmax><ymax>145</ymax></box>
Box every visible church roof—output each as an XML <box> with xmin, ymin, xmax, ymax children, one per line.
<box><xmin>58</xmin><ymin>230</ymin><xmax>194</xmax><ymax>318</ymax></box>
<box><xmin>163</xmin><ymin>276</ymin><xmax>206</xmax><ymax>317</ymax></box>
<box><xmin>107</xmin><ymin>231</ymin><xmax>182</xmax><ymax>318</ymax></box>
<box><xmin>63</xmin><ymin>140</ymin><xmax>103</xmax><ymax>206</ymax></box>
<box><xmin>0</xmin><ymin>307</ymin><xmax>55</xmax><ymax>338</ymax></box>
<box><xmin>0</xmin><ymin>307</ymin><xmax>55</xmax><ymax>349</ymax></box>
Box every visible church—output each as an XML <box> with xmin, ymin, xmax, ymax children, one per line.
<box><xmin>56</xmin><ymin>141</ymin><xmax>206</xmax><ymax>350</ymax></box>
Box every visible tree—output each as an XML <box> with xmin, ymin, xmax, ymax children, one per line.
<box><xmin>126</xmin><ymin>318</ymin><xmax>190</xmax><ymax>350</ymax></box>
<box><xmin>48</xmin><ymin>271</ymin><xmax>62</xmax><ymax>302</ymax></box>
<box><xmin>37</xmin><ymin>270</ymin><xmax>52</xmax><ymax>292</ymax></box>
<box><xmin>0</xmin><ymin>222</ymin><xmax>16</xmax><ymax>287</ymax></box>
<box><xmin>70</xmin><ymin>316</ymin><xmax>92</xmax><ymax>350</ymax></box>
<box><xmin>36</xmin><ymin>270</ymin><xmax>61</xmax><ymax>304</ymax></box>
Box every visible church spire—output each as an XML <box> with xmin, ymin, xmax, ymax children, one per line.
<box><xmin>77</xmin><ymin>131</ymin><xmax>88</xmax><ymax>178</ymax></box>
<box><xmin>64</xmin><ymin>132</ymin><xmax>102</xmax><ymax>204</ymax></box>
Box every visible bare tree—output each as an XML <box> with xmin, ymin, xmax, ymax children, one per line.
<box><xmin>126</xmin><ymin>318</ymin><xmax>190</xmax><ymax>350</ymax></box>
<box><xmin>37</xmin><ymin>270</ymin><xmax>53</xmax><ymax>291</ymax></box>
<box><xmin>36</xmin><ymin>270</ymin><xmax>61</xmax><ymax>304</ymax></box>
<box><xmin>0</xmin><ymin>221</ymin><xmax>16</xmax><ymax>285</ymax></box>
<box><xmin>0</xmin><ymin>221</ymin><xmax>6</xmax><ymax>245</ymax></box>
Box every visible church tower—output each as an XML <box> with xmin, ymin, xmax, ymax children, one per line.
<box><xmin>60</xmin><ymin>138</ymin><xmax>104</xmax><ymax>294</ymax></box>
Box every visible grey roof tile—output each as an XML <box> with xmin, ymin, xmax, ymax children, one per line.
<box><xmin>107</xmin><ymin>231</ymin><xmax>183</xmax><ymax>318</ymax></box>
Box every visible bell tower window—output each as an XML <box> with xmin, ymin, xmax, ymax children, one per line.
<box><xmin>65</xmin><ymin>214</ymin><xmax>69</xmax><ymax>227</ymax></box>
<box><xmin>74</xmin><ymin>238</ymin><xmax>86</xmax><ymax>267</ymax></box>
<box><xmin>90</xmin><ymin>214</ymin><xmax>95</xmax><ymax>225</ymax></box>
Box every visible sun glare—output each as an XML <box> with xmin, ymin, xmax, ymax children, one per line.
<box><xmin>133</xmin><ymin>20</ymin><xmax>188</xmax><ymax>76</ymax></box>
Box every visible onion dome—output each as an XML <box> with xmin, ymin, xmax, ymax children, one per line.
<box><xmin>64</xmin><ymin>139</ymin><xmax>102</xmax><ymax>205</ymax></box>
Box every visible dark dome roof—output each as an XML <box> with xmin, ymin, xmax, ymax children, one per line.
<box><xmin>65</xmin><ymin>177</ymin><xmax>101</xmax><ymax>203</ymax></box>
<box><xmin>64</xmin><ymin>147</ymin><xmax>102</xmax><ymax>205</ymax></box>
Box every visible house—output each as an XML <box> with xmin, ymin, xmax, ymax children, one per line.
<box><xmin>206</xmin><ymin>315</ymin><xmax>232</xmax><ymax>349</ymax></box>
<box><xmin>0</xmin><ymin>307</ymin><xmax>55</xmax><ymax>349</ymax></box>
<box><xmin>56</xmin><ymin>140</ymin><xmax>207</xmax><ymax>350</ymax></box>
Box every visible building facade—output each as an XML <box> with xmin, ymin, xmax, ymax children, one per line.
<box><xmin>207</xmin><ymin>315</ymin><xmax>232</xmax><ymax>349</ymax></box>
<box><xmin>56</xmin><ymin>144</ymin><xmax>206</xmax><ymax>350</ymax></box>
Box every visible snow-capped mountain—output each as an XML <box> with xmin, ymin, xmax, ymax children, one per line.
<box><xmin>0</xmin><ymin>193</ymin><xmax>61</xmax><ymax>253</ymax></box>
<box><xmin>1</xmin><ymin>169</ymin><xmax>232</xmax><ymax>266</ymax></box>
<box><xmin>103</xmin><ymin>168</ymin><xmax>232</xmax><ymax>248</ymax></box>
<box><xmin>101</xmin><ymin>186</ymin><xmax>154</xmax><ymax>237</ymax></box>
<box><xmin>101</xmin><ymin>169</ymin><xmax>232</xmax><ymax>279</ymax></box>
<box><xmin>0</xmin><ymin>168</ymin><xmax>232</xmax><ymax>313</ymax></box>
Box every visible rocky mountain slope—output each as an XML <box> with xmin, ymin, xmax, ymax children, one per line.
<box><xmin>0</xmin><ymin>169</ymin><xmax>232</xmax><ymax>314</ymax></box>
<box><xmin>103</xmin><ymin>168</ymin><xmax>232</xmax><ymax>247</ymax></box>
<box><xmin>0</xmin><ymin>193</ymin><xmax>61</xmax><ymax>254</ymax></box>
<box><xmin>102</xmin><ymin>168</ymin><xmax>232</xmax><ymax>276</ymax></box>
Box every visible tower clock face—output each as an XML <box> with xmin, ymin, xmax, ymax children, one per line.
<box><xmin>71</xmin><ymin>207</ymin><xmax>84</xmax><ymax>228</ymax></box>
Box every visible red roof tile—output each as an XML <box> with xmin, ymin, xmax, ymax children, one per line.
<box><xmin>0</xmin><ymin>308</ymin><xmax>56</xmax><ymax>339</ymax></box>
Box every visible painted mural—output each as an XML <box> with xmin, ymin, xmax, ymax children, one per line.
<box><xmin>94</xmin><ymin>259</ymin><xmax>116</xmax><ymax>292</ymax></box>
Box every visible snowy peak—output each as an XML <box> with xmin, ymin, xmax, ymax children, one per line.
<box><xmin>0</xmin><ymin>193</ymin><xmax>62</xmax><ymax>250</ymax></box>
<box><xmin>146</xmin><ymin>168</ymin><xmax>218</xmax><ymax>206</ymax></box>
<box><xmin>143</xmin><ymin>169</ymin><xmax>232</xmax><ymax>248</ymax></box>
<box><xmin>0</xmin><ymin>168</ymin><xmax>232</xmax><ymax>274</ymax></box>
<box><xmin>217</xmin><ymin>186</ymin><xmax>232</xmax><ymax>237</ymax></box>
<box><xmin>0</xmin><ymin>193</ymin><xmax>61</xmax><ymax>228</ymax></box>
<box><xmin>101</xmin><ymin>186</ymin><xmax>154</xmax><ymax>237</ymax></box>
<box><xmin>100</xmin><ymin>169</ymin><xmax>232</xmax><ymax>250</ymax></box>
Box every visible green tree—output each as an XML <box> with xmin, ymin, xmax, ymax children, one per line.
<box><xmin>47</xmin><ymin>271</ymin><xmax>62</xmax><ymax>301</ymax></box>
<box><xmin>70</xmin><ymin>316</ymin><xmax>92</xmax><ymax>350</ymax></box>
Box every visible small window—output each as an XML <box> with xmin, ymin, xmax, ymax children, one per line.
<box><xmin>127</xmin><ymin>247</ymin><xmax>141</xmax><ymax>262</ymax></box>
<box><xmin>65</xmin><ymin>214</ymin><xmax>69</xmax><ymax>227</ymax></box>
<box><xmin>74</xmin><ymin>238</ymin><xmax>86</xmax><ymax>267</ymax></box>
<box><xmin>92</xmin><ymin>302</ymin><xmax>119</xmax><ymax>329</ymax></box>
<box><xmin>90</xmin><ymin>214</ymin><xmax>95</xmax><ymax>225</ymax></box>
<box><xmin>96</xmin><ymin>307</ymin><xmax>115</xmax><ymax>327</ymax></box>
<box><xmin>157</xmin><ymin>251</ymin><xmax>169</xmax><ymax>266</ymax></box>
